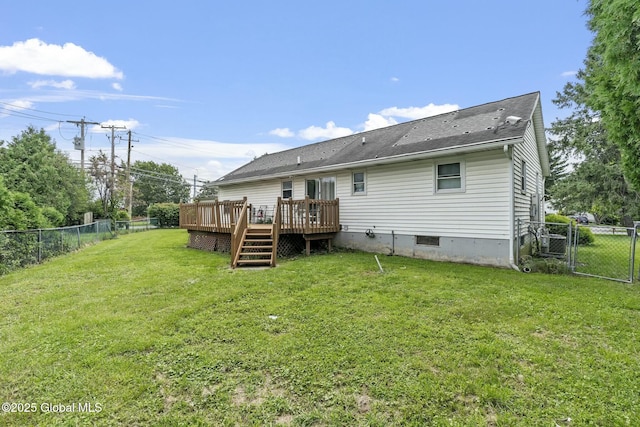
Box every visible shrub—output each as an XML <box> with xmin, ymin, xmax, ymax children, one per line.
<box><xmin>41</xmin><ymin>207</ymin><xmax>65</xmax><ymax>227</ymax></box>
<box><xmin>147</xmin><ymin>203</ymin><xmax>180</xmax><ymax>228</ymax></box>
<box><xmin>545</xmin><ymin>213</ymin><xmax>595</xmax><ymax>245</ymax></box>
<box><xmin>520</xmin><ymin>255</ymin><xmax>571</xmax><ymax>275</ymax></box>
<box><xmin>114</xmin><ymin>210</ymin><xmax>130</xmax><ymax>221</ymax></box>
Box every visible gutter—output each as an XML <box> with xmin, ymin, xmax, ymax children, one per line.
<box><xmin>218</xmin><ymin>135</ymin><xmax>523</xmax><ymax>186</ymax></box>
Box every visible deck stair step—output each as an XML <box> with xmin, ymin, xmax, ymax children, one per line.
<box><xmin>233</xmin><ymin>224</ymin><xmax>276</xmax><ymax>268</ymax></box>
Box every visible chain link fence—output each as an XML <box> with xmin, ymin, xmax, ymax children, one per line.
<box><xmin>517</xmin><ymin>219</ymin><xmax>639</xmax><ymax>283</ymax></box>
<box><xmin>0</xmin><ymin>220</ymin><xmax>113</xmax><ymax>275</ymax></box>
<box><xmin>1</xmin><ymin>218</ymin><xmax>162</xmax><ymax>275</ymax></box>
<box><xmin>114</xmin><ymin>218</ymin><xmax>159</xmax><ymax>234</ymax></box>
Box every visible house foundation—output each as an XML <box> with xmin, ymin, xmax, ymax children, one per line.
<box><xmin>333</xmin><ymin>231</ymin><xmax>511</xmax><ymax>267</ymax></box>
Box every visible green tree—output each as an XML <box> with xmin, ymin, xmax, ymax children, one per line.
<box><xmin>0</xmin><ymin>176</ymin><xmax>49</xmax><ymax>230</ymax></box>
<box><xmin>130</xmin><ymin>161</ymin><xmax>189</xmax><ymax>216</ymax></box>
<box><xmin>196</xmin><ymin>183</ymin><xmax>218</xmax><ymax>201</ymax></box>
<box><xmin>0</xmin><ymin>176</ymin><xmax>13</xmax><ymax>229</ymax></box>
<box><xmin>87</xmin><ymin>150</ymin><xmax>119</xmax><ymax>218</ymax></box>
<box><xmin>544</xmin><ymin>140</ymin><xmax>568</xmax><ymax>200</ymax></box>
<box><xmin>583</xmin><ymin>0</ymin><xmax>640</xmax><ymax>189</ymax></box>
<box><xmin>548</xmin><ymin>72</ymin><xmax>640</xmax><ymax>224</ymax></box>
<box><xmin>0</xmin><ymin>126</ymin><xmax>90</xmax><ymax>224</ymax></box>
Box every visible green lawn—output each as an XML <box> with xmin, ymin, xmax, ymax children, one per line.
<box><xmin>1</xmin><ymin>230</ymin><xmax>639</xmax><ymax>426</ymax></box>
<box><xmin>574</xmin><ymin>233</ymin><xmax>640</xmax><ymax>281</ymax></box>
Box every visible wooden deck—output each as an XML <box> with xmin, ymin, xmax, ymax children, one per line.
<box><xmin>179</xmin><ymin>197</ymin><xmax>340</xmax><ymax>235</ymax></box>
<box><xmin>180</xmin><ymin>197</ymin><xmax>340</xmax><ymax>267</ymax></box>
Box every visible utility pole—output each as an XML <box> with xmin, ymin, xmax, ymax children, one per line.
<box><xmin>124</xmin><ymin>130</ymin><xmax>138</xmax><ymax>219</ymax></box>
<box><xmin>67</xmin><ymin>118</ymin><xmax>100</xmax><ymax>172</ymax></box>
<box><xmin>101</xmin><ymin>124</ymin><xmax>126</xmax><ymax>216</ymax></box>
<box><xmin>193</xmin><ymin>174</ymin><xmax>197</xmax><ymax>201</ymax></box>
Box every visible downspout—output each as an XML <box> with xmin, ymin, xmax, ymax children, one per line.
<box><xmin>504</xmin><ymin>144</ymin><xmax>520</xmax><ymax>271</ymax></box>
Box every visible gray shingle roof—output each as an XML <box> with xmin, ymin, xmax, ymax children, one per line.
<box><xmin>217</xmin><ymin>92</ymin><xmax>541</xmax><ymax>184</ymax></box>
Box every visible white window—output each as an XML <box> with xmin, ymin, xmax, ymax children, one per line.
<box><xmin>282</xmin><ymin>180</ymin><xmax>292</xmax><ymax>199</ymax></box>
<box><xmin>436</xmin><ymin>162</ymin><xmax>464</xmax><ymax>192</ymax></box>
<box><xmin>352</xmin><ymin>172</ymin><xmax>365</xmax><ymax>195</ymax></box>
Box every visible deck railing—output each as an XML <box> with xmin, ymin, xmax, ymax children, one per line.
<box><xmin>272</xmin><ymin>198</ymin><xmax>282</xmax><ymax>262</ymax></box>
<box><xmin>277</xmin><ymin>196</ymin><xmax>340</xmax><ymax>234</ymax></box>
<box><xmin>230</xmin><ymin>198</ymin><xmax>249</xmax><ymax>267</ymax></box>
<box><xmin>180</xmin><ymin>197</ymin><xmax>339</xmax><ymax>235</ymax></box>
<box><xmin>179</xmin><ymin>198</ymin><xmax>247</xmax><ymax>233</ymax></box>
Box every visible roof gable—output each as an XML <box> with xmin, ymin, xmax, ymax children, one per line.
<box><xmin>218</xmin><ymin>92</ymin><xmax>543</xmax><ymax>184</ymax></box>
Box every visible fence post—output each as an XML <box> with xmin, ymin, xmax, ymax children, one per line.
<box><xmin>631</xmin><ymin>224</ymin><xmax>638</xmax><ymax>283</ymax></box>
<box><xmin>571</xmin><ymin>224</ymin><xmax>580</xmax><ymax>272</ymax></box>
<box><xmin>77</xmin><ymin>226</ymin><xmax>81</xmax><ymax>249</ymax></box>
<box><xmin>567</xmin><ymin>222</ymin><xmax>572</xmax><ymax>270</ymax></box>
<box><xmin>38</xmin><ymin>229</ymin><xmax>42</xmax><ymax>263</ymax></box>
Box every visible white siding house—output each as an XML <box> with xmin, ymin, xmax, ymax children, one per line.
<box><xmin>213</xmin><ymin>92</ymin><xmax>549</xmax><ymax>267</ymax></box>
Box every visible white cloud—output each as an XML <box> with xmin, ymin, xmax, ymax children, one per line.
<box><xmin>28</xmin><ymin>79</ymin><xmax>76</xmax><ymax>89</ymax></box>
<box><xmin>269</xmin><ymin>127</ymin><xmax>295</xmax><ymax>138</ymax></box>
<box><xmin>90</xmin><ymin>119</ymin><xmax>140</xmax><ymax>132</ymax></box>
<box><xmin>63</xmin><ymin>136</ymin><xmax>291</xmax><ymax>182</ymax></box>
<box><xmin>0</xmin><ymin>38</ymin><xmax>123</xmax><ymax>79</ymax></box>
<box><xmin>112</xmin><ymin>82</ymin><xmax>123</xmax><ymax>91</ymax></box>
<box><xmin>379</xmin><ymin>103</ymin><xmax>459</xmax><ymax>120</ymax></box>
<box><xmin>149</xmin><ymin>138</ymin><xmax>291</xmax><ymax>160</ymax></box>
<box><xmin>2</xmin><ymin>99</ymin><xmax>33</xmax><ymax>110</ymax></box>
<box><xmin>390</xmin><ymin>76</ymin><xmax>399</xmax><ymax>82</ymax></box>
<box><xmin>268</xmin><ymin>102</ymin><xmax>459</xmax><ymax>140</ymax></box>
<box><xmin>561</xmin><ymin>70</ymin><xmax>578</xmax><ymax>78</ymax></box>
<box><xmin>298</xmin><ymin>121</ymin><xmax>353</xmax><ymax>141</ymax></box>
<box><xmin>362</xmin><ymin>102</ymin><xmax>458</xmax><ymax>131</ymax></box>
<box><xmin>0</xmin><ymin>91</ymin><xmax>179</xmax><ymax>107</ymax></box>
<box><xmin>363</xmin><ymin>113</ymin><xmax>398</xmax><ymax>132</ymax></box>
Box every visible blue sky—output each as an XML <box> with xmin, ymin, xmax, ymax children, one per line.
<box><xmin>0</xmin><ymin>1</ymin><xmax>592</xmax><ymax>183</ymax></box>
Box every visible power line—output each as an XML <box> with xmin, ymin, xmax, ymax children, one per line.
<box><xmin>129</xmin><ymin>148</ymin><xmax>199</xmax><ymax>173</ymax></box>
<box><xmin>121</xmin><ymin>166</ymin><xmax>192</xmax><ymax>187</ymax></box>
<box><xmin>131</xmin><ymin>131</ymin><xmax>220</xmax><ymax>159</ymax></box>
<box><xmin>0</xmin><ymin>100</ymin><xmax>79</xmax><ymax>118</ymax></box>
<box><xmin>0</xmin><ymin>106</ymin><xmax>61</xmax><ymax>123</ymax></box>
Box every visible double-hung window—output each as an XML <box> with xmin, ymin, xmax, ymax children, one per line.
<box><xmin>353</xmin><ymin>172</ymin><xmax>365</xmax><ymax>195</ymax></box>
<box><xmin>282</xmin><ymin>180</ymin><xmax>293</xmax><ymax>199</ymax></box>
<box><xmin>436</xmin><ymin>162</ymin><xmax>464</xmax><ymax>192</ymax></box>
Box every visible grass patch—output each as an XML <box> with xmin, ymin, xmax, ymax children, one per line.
<box><xmin>574</xmin><ymin>233</ymin><xmax>640</xmax><ymax>281</ymax></box>
<box><xmin>1</xmin><ymin>229</ymin><xmax>639</xmax><ymax>425</ymax></box>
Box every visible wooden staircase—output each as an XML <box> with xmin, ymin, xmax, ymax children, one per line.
<box><xmin>232</xmin><ymin>224</ymin><xmax>275</xmax><ymax>268</ymax></box>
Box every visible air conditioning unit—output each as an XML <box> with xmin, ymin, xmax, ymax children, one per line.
<box><xmin>539</xmin><ymin>228</ymin><xmax>566</xmax><ymax>258</ymax></box>
<box><xmin>548</xmin><ymin>234</ymin><xmax>567</xmax><ymax>255</ymax></box>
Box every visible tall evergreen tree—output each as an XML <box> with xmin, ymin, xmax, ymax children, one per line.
<box><xmin>583</xmin><ymin>0</ymin><xmax>640</xmax><ymax>190</ymax></box>
<box><xmin>548</xmin><ymin>71</ymin><xmax>640</xmax><ymax>223</ymax></box>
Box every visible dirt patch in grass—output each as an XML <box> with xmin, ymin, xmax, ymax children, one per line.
<box><xmin>356</xmin><ymin>393</ymin><xmax>372</xmax><ymax>413</ymax></box>
<box><xmin>232</xmin><ymin>373</ymin><xmax>286</xmax><ymax>406</ymax></box>
<box><xmin>275</xmin><ymin>414</ymin><xmax>294</xmax><ymax>425</ymax></box>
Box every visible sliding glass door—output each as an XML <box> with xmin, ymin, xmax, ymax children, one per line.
<box><xmin>306</xmin><ymin>177</ymin><xmax>335</xmax><ymax>200</ymax></box>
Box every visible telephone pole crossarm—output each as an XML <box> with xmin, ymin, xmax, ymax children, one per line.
<box><xmin>66</xmin><ymin>118</ymin><xmax>100</xmax><ymax>172</ymax></box>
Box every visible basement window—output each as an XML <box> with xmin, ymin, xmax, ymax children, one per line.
<box><xmin>416</xmin><ymin>235</ymin><xmax>440</xmax><ymax>246</ymax></box>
